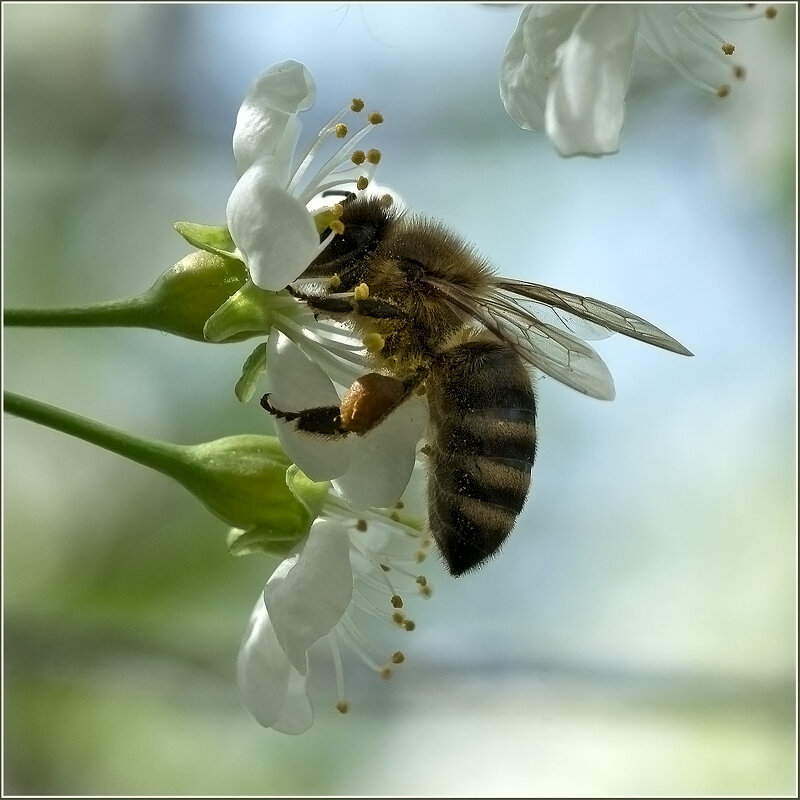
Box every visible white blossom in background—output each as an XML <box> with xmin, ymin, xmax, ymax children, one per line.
<box><xmin>500</xmin><ymin>3</ymin><xmax>778</xmax><ymax>157</ymax></box>
<box><xmin>222</xmin><ymin>61</ymin><xmax>424</xmax><ymax>509</ymax></box>
<box><xmin>237</xmin><ymin>471</ymin><xmax>433</xmax><ymax>733</ymax></box>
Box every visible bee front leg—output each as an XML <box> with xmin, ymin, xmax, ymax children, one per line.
<box><xmin>288</xmin><ymin>286</ymin><xmax>406</xmax><ymax>320</ymax></box>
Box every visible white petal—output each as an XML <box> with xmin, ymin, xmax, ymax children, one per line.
<box><xmin>332</xmin><ymin>394</ymin><xmax>427</xmax><ymax>510</ymax></box>
<box><xmin>227</xmin><ymin>157</ymin><xmax>320</xmax><ymax>291</ymax></box>
<box><xmin>236</xmin><ymin>595</ymin><xmax>294</xmax><ymax>727</ymax></box>
<box><xmin>271</xmin><ymin>666</ymin><xmax>314</xmax><ymax>735</ymax></box>
<box><xmin>266</xmin><ymin>331</ymin><xmax>352</xmax><ymax>482</ymax></box>
<box><xmin>233</xmin><ymin>60</ymin><xmax>316</xmax><ymax>176</ymax></box>
<box><xmin>499</xmin><ymin>4</ymin><xmax>588</xmax><ymax>132</ymax></box>
<box><xmin>545</xmin><ymin>6</ymin><xmax>638</xmax><ymax>156</ymax></box>
<box><xmin>263</xmin><ymin>520</ymin><xmax>353</xmax><ymax>674</ymax></box>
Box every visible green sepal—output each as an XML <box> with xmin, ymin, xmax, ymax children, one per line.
<box><xmin>286</xmin><ymin>465</ymin><xmax>330</xmax><ymax>522</ymax></box>
<box><xmin>173</xmin><ymin>221</ymin><xmax>238</xmax><ymax>258</ymax></box>
<box><xmin>226</xmin><ymin>526</ymin><xmax>302</xmax><ymax>558</ymax></box>
<box><xmin>235</xmin><ymin>342</ymin><xmax>268</xmax><ymax>404</ymax></box>
<box><xmin>203</xmin><ymin>280</ymin><xmax>294</xmax><ymax>343</ymax></box>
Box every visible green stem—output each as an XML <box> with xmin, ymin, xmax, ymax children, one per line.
<box><xmin>3</xmin><ymin>390</ymin><xmax>190</xmax><ymax>480</ymax></box>
<box><xmin>4</xmin><ymin>298</ymin><xmax>149</xmax><ymax>329</ymax></box>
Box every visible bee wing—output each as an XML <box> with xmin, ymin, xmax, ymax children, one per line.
<box><xmin>496</xmin><ymin>278</ymin><xmax>693</xmax><ymax>356</ymax></box>
<box><xmin>431</xmin><ymin>279</ymin><xmax>618</xmax><ymax>400</ymax></box>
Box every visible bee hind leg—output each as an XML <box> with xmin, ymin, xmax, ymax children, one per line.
<box><xmin>260</xmin><ymin>394</ymin><xmax>349</xmax><ymax>438</ymax></box>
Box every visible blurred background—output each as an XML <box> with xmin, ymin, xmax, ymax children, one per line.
<box><xmin>3</xmin><ymin>3</ymin><xmax>796</xmax><ymax>795</ymax></box>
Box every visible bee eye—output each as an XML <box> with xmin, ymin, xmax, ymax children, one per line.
<box><xmin>300</xmin><ymin>196</ymin><xmax>391</xmax><ymax>280</ymax></box>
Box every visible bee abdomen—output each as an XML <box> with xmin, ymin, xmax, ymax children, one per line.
<box><xmin>427</xmin><ymin>339</ymin><xmax>537</xmax><ymax>576</ymax></box>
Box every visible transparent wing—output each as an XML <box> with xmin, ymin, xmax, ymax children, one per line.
<box><xmin>430</xmin><ymin>279</ymin><xmax>617</xmax><ymax>400</ymax></box>
<box><xmin>496</xmin><ymin>278</ymin><xmax>693</xmax><ymax>356</ymax></box>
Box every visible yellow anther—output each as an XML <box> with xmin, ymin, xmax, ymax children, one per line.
<box><xmin>330</xmin><ymin>220</ymin><xmax>345</xmax><ymax>235</ymax></box>
<box><xmin>391</xmin><ymin>651</ymin><xmax>405</xmax><ymax>664</ymax></box>
<box><xmin>391</xmin><ymin>594</ymin><xmax>403</xmax><ymax>609</ymax></box>
<box><xmin>420</xmin><ymin>585</ymin><xmax>433</xmax><ymax>598</ymax></box>
<box><xmin>366</xmin><ymin>148</ymin><xmax>382</xmax><ymax>165</ymax></box>
<box><xmin>733</xmin><ymin>65</ymin><xmax>746</xmax><ymax>81</ymax></box>
<box><xmin>353</xmin><ymin>282</ymin><xmax>369</xmax><ymax>301</ymax></box>
<box><xmin>414</xmin><ymin>550</ymin><xmax>427</xmax><ymax>563</ymax></box>
<box><xmin>335</xmin><ymin>123</ymin><xmax>348</xmax><ymax>139</ymax></box>
<box><xmin>392</xmin><ymin>611</ymin><xmax>405</xmax><ymax>625</ymax></box>
<box><xmin>355</xmin><ymin>518</ymin><xmax>367</xmax><ymax>532</ymax></box>
<box><xmin>716</xmin><ymin>84</ymin><xmax>731</xmax><ymax>98</ymax></box>
<box><xmin>403</xmin><ymin>620</ymin><xmax>416</xmax><ymax>632</ymax></box>
<box><xmin>314</xmin><ymin>205</ymin><xmax>345</xmax><ymax>234</ymax></box>
<box><xmin>363</xmin><ymin>332</ymin><xmax>385</xmax><ymax>354</ymax></box>
<box><xmin>351</xmin><ymin>150</ymin><xmax>366</xmax><ymax>165</ymax></box>
<box><xmin>336</xmin><ymin>700</ymin><xmax>349</xmax><ymax>714</ymax></box>
<box><xmin>356</xmin><ymin>176</ymin><xmax>369</xmax><ymax>191</ymax></box>
<box><xmin>721</xmin><ymin>42</ymin><xmax>735</xmax><ymax>56</ymax></box>
<box><xmin>351</xmin><ymin>98</ymin><xmax>365</xmax><ymax>112</ymax></box>
<box><xmin>368</xmin><ymin>111</ymin><xmax>384</xmax><ymax>125</ymax></box>
<box><xmin>415</xmin><ymin>575</ymin><xmax>427</xmax><ymax>587</ymax></box>
<box><xmin>379</xmin><ymin>194</ymin><xmax>394</xmax><ymax>208</ymax></box>
<box><xmin>380</xmin><ymin>667</ymin><xmax>393</xmax><ymax>679</ymax></box>
<box><xmin>390</xmin><ymin>511</ymin><xmax>400</xmax><ymax>522</ymax></box>
<box><xmin>380</xmin><ymin>563</ymin><xmax>391</xmax><ymax>572</ymax></box>
<box><xmin>765</xmin><ymin>7</ymin><xmax>777</xmax><ymax>19</ymax></box>
<box><xmin>394</xmin><ymin>500</ymin><xmax>405</xmax><ymax>510</ymax></box>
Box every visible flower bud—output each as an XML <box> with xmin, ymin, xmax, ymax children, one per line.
<box><xmin>170</xmin><ymin>435</ymin><xmax>329</xmax><ymax>550</ymax></box>
<box><xmin>139</xmin><ymin>250</ymin><xmax>250</xmax><ymax>342</ymax></box>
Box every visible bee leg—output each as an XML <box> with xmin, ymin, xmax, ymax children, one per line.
<box><xmin>260</xmin><ymin>367</ymin><xmax>427</xmax><ymax>439</ymax></box>
<box><xmin>260</xmin><ymin>394</ymin><xmax>348</xmax><ymax>437</ymax></box>
<box><xmin>288</xmin><ymin>286</ymin><xmax>406</xmax><ymax>320</ymax></box>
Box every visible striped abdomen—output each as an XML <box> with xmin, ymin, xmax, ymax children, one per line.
<box><xmin>426</xmin><ymin>338</ymin><xmax>537</xmax><ymax>576</ymax></box>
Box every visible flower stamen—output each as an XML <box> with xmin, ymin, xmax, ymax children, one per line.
<box><xmin>329</xmin><ymin>634</ymin><xmax>349</xmax><ymax>714</ymax></box>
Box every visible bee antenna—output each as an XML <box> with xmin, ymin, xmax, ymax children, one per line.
<box><xmin>322</xmin><ymin>189</ymin><xmax>357</xmax><ymax>202</ymax></box>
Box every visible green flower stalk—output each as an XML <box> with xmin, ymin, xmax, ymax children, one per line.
<box><xmin>4</xmin><ymin>391</ymin><xmax>327</xmax><ymax>555</ymax></box>
<box><xmin>4</xmin><ymin>249</ymin><xmax>253</xmax><ymax>344</ymax></box>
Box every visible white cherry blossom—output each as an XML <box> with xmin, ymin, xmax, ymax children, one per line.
<box><xmin>500</xmin><ymin>4</ymin><xmax>778</xmax><ymax>157</ymax></box>
<box><xmin>237</xmin><ymin>473</ymin><xmax>433</xmax><ymax>733</ymax></box>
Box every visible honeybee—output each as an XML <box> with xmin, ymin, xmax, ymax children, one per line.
<box><xmin>262</xmin><ymin>194</ymin><xmax>692</xmax><ymax>576</ymax></box>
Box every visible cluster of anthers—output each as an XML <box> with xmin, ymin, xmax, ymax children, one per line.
<box><xmin>636</xmin><ymin>3</ymin><xmax>779</xmax><ymax>99</ymax></box>
<box><xmin>322</xmin><ymin>496</ymin><xmax>436</xmax><ymax>709</ymax></box>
